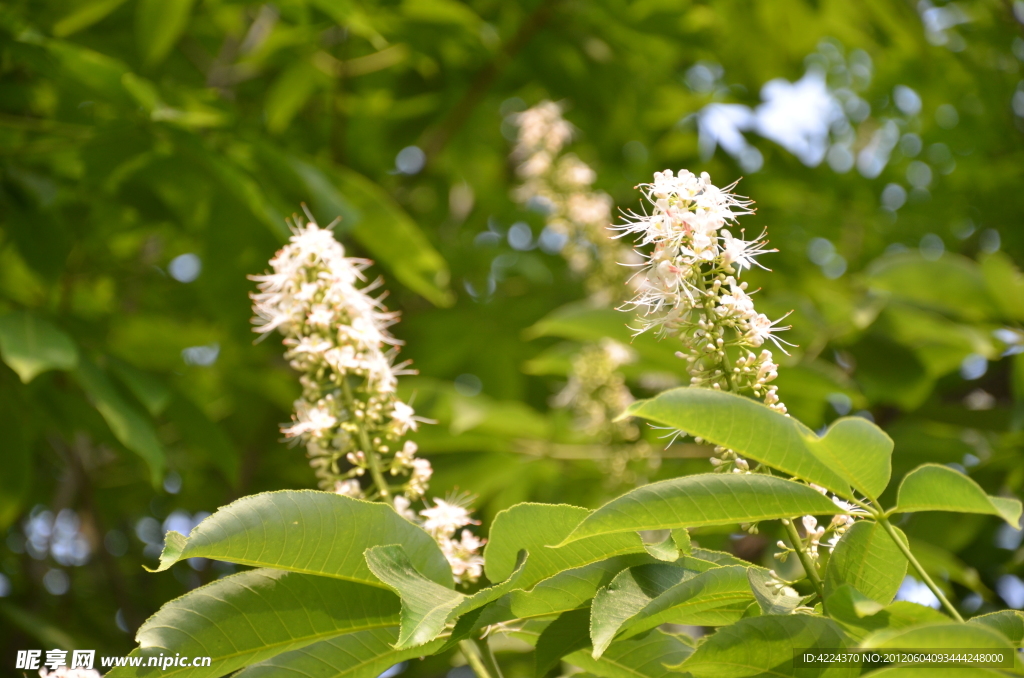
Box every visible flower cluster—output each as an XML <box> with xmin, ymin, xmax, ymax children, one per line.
<box><xmin>251</xmin><ymin>216</ymin><xmax>484</xmax><ymax>583</ymax></box>
<box><xmin>250</xmin><ymin>217</ymin><xmax>431</xmax><ymax>497</ymax></box>
<box><xmin>552</xmin><ymin>339</ymin><xmax>656</xmax><ymax>485</ymax></box>
<box><xmin>553</xmin><ymin>339</ymin><xmax>638</xmax><ymax>440</ymax></box>
<box><xmin>774</xmin><ymin>489</ymin><xmax>860</xmax><ymax>566</ymax></box>
<box><xmin>616</xmin><ymin>170</ymin><xmax>791</xmax><ymax>416</ymax></box>
<box><xmin>512</xmin><ymin>101</ymin><xmax>640</xmax><ymax>304</ymax></box>
<box><xmin>415</xmin><ymin>497</ymin><xmax>486</xmax><ymax>584</ymax></box>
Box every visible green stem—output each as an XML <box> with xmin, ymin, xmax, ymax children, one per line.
<box><xmin>340</xmin><ymin>378</ymin><xmax>391</xmax><ymax>500</ymax></box>
<box><xmin>693</xmin><ymin>268</ymin><xmax>735</xmax><ymax>392</ymax></box>
<box><xmin>877</xmin><ymin>516</ymin><xmax>963</xmax><ymax>622</ymax></box>
<box><xmin>474</xmin><ymin>636</ymin><xmax>504</xmax><ymax>678</ymax></box>
<box><xmin>784</xmin><ymin>519</ymin><xmax>826</xmax><ymax>606</ymax></box>
<box><xmin>459</xmin><ymin>639</ymin><xmax>496</xmax><ymax>678</ymax></box>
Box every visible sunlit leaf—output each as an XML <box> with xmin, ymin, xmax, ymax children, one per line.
<box><xmin>364</xmin><ymin>544</ymin><xmax>526</xmax><ymax>649</ymax></box>
<box><xmin>565</xmin><ymin>629</ymin><xmax>694</xmax><ymax>678</ymax></box>
<box><xmin>824</xmin><ymin>521</ymin><xmax>907</xmax><ymax>605</ymax></box>
<box><xmin>135</xmin><ymin>0</ymin><xmax>194</xmax><ymax>66</ymax></box>
<box><xmin>485</xmin><ymin>503</ymin><xmax>647</xmax><ymax>588</ymax></box>
<box><xmin>234</xmin><ymin>628</ymin><xmax>445</xmax><ymax>678</ymax></box>
<box><xmin>747</xmin><ymin>568</ymin><xmax>804</xmax><ymax>616</ymax></box>
<box><xmin>151</xmin><ymin>491</ymin><xmax>452</xmax><ymax>588</ymax></box>
<box><xmin>106</xmin><ymin>569</ymin><xmax>400</xmax><ymax>678</ymax></box>
<box><xmin>0</xmin><ymin>311</ymin><xmax>78</xmax><ymax>383</ymax></box>
<box><xmin>824</xmin><ymin>585</ymin><xmax>947</xmax><ymax>642</ymax></box>
<box><xmin>590</xmin><ymin>565</ymin><xmax>754</xmax><ymax>658</ymax></box>
<box><xmin>52</xmin><ymin>0</ymin><xmax>129</xmax><ymax>37</ymax></box>
<box><xmin>624</xmin><ymin>388</ymin><xmax>893</xmax><ymax>499</ymax></box>
<box><xmin>670</xmin><ymin>615</ymin><xmax>855</xmax><ymax>677</ymax></box>
<box><xmin>967</xmin><ymin>610</ymin><xmax>1024</xmax><ymax>646</ymax></box>
<box><xmin>860</xmin><ymin>621</ymin><xmax>1013</xmax><ymax>650</ymax></box>
<box><xmin>555</xmin><ymin>474</ymin><xmax>841</xmax><ymax>546</ymax></box>
<box><xmin>893</xmin><ymin>464</ymin><xmax>1023</xmax><ymax>528</ymax></box>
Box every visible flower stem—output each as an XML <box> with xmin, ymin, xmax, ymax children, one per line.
<box><xmin>459</xmin><ymin>639</ymin><xmax>501</xmax><ymax>678</ymax></box>
<box><xmin>784</xmin><ymin>519</ymin><xmax>825</xmax><ymax>606</ymax></box>
<box><xmin>693</xmin><ymin>265</ymin><xmax>735</xmax><ymax>392</ymax></box>
<box><xmin>877</xmin><ymin>516</ymin><xmax>963</xmax><ymax>622</ymax></box>
<box><xmin>341</xmin><ymin>378</ymin><xmax>391</xmax><ymax>500</ymax></box>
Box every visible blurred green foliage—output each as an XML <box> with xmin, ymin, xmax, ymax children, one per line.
<box><xmin>1</xmin><ymin>0</ymin><xmax>1023</xmax><ymax>667</ymax></box>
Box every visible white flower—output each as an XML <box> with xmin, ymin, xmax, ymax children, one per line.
<box><xmin>617</xmin><ymin>169</ymin><xmax>791</xmax><ymax>417</ymax></box>
<box><xmin>334</xmin><ymin>479</ymin><xmax>363</xmax><ymax>498</ymax></box>
<box><xmin>440</xmin><ymin>529</ymin><xmax>486</xmax><ymax>584</ymax></box>
<box><xmin>282</xmin><ymin>400</ymin><xmax>337</xmax><ymax>439</ymax></box>
<box><xmin>419</xmin><ymin>498</ymin><xmax>478</xmax><ymax>539</ymax></box>
<box><xmin>392</xmin><ymin>495</ymin><xmax>417</xmax><ymax>522</ymax></box>
<box><xmin>512</xmin><ymin>101</ymin><xmax>637</xmax><ymax>303</ymax></box>
<box><xmin>406</xmin><ymin>458</ymin><xmax>432</xmax><ymax>500</ymax></box>
<box><xmin>391</xmin><ymin>400</ymin><xmax>420</xmax><ymax>435</ymax></box>
<box><xmin>250</xmin><ymin>217</ymin><xmax>428</xmax><ymax>493</ymax></box>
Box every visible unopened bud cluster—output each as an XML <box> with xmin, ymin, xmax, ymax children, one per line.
<box><xmin>512</xmin><ymin>101</ymin><xmax>640</xmax><ymax>303</ymax></box>
<box><xmin>554</xmin><ymin>339</ymin><xmax>638</xmax><ymax>440</ymax></box>
<box><xmin>553</xmin><ymin>339</ymin><xmax>655</xmax><ymax>485</ymax></box>
<box><xmin>251</xmin><ymin>217</ymin><xmax>483</xmax><ymax>584</ymax></box>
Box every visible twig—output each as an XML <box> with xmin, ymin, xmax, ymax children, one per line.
<box><xmin>783</xmin><ymin>519</ymin><xmax>826</xmax><ymax>607</ymax></box>
<box><xmin>877</xmin><ymin>516</ymin><xmax>963</xmax><ymax>622</ymax></box>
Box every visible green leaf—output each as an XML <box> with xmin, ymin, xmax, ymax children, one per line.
<box><xmin>590</xmin><ymin>565</ymin><xmax>754</xmax><ymax>658</ymax></box>
<box><xmin>363</xmin><ymin>544</ymin><xmax>526</xmax><ymax>649</ymax></box>
<box><xmin>0</xmin><ymin>311</ymin><xmax>78</xmax><ymax>383</ymax></box>
<box><xmin>824</xmin><ymin>585</ymin><xmax>947</xmax><ymax>642</ymax></box>
<box><xmin>554</xmin><ymin>474</ymin><xmax>842</xmax><ymax>546</ymax></box>
<box><xmin>262</xmin><ymin>148</ymin><xmax>454</xmax><ymax>308</ymax></box>
<box><xmin>671</xmin><ymin>615</ymin><xmax>855</xmax><ymax>677</ymax></box>
<box><xmin>747</xmin><ymin>568</ymin><xmax>804</xmax><ymax>615</ymax></box>
<box><xmin>623</xmin><ymin>388</ymin><xmax>893</xmax><ymax>499</ymax></box>
<box><xmin>106</xmin><ymin>569</ymin><xmax>400</xmax><ymax>678</ymax></box>
<box><xmin>524</xmin><ymin>303</ymin><xmax>679</xmax><ymax>372</ymax></box>
<box><xmin>109</xmin><ymin>359</ymin><xmax>172</xmax><ymax>416</ymax></box>
<box><xmin>0</xmin><ymin>601</ymin><xmax>81</xmax><ymax>651</ymax></box>
<box><xmin>824</xmin><ymin>521</ymin><xmax>907</xmax><ymax>605</ymax></box>
<box><xmin>135</xmin><ymin>0</ymin><xmax>195</xmax><ymax>66</ymax></box>
<box><xmin>264</xmin><ymin>61</ymin><xmax>325</xmax><ymax>133</ymax></box>
<box><xmin>52</xmin><ymin>0</ymin><xmax>130</xmax><ymax>37</ymax></box>
<box><xmin>565</xmin><ymin>629</ymin><xmax>694</xmax><ymax>678</ymax></box>
<box><xmin>981</xmin><ymin>252</ymin><xmax>1024</xmax><ymax>320</ymax></box>
<box><xmin>332</xmin><ymin>165</ymin><xmax>454</xmax><ymax>307</ymax></box>
<box><xmin>967</xmin><ymin>610</ymin><xmax>1024</xmax><ymax>646</ymax></box>
<box><xmin>641</xmin><ymin>529</ymin><xmax>689</xmax><ymax>562</ymax></box>
<box><xmin>234</xmin><ymin>628</ymin><xmax>445</xmax><ymax>678</ymax></box>
<box><xmin>860</xmin><ymin>668</ymin><xmax>1005</xmax><ymax>678</ymax></box>
<box><xmin>867</xmin><ymin>252</ymin><xmax>998</xmax><ymax>322</ymax></box>
<box><xmin>0</xmin><ymin>399</ymin><xmax>32</xmax><ymax>529</ymax></box>
<box><xmin>590</xmin><ymin>563</ymin><xmax>697</xmax><ymax>658</ymax></box>
<box><xmin>861</xmin><ymin>621</ymin><xmax>1013</xmax><ymax>650</ymax></box>
<box><xmin>150</xmin><ymin>491</ymin><xmax>452</xmax><ymax>588</ymax></box>
<box><xmin>39</xmin><ymin>39</ymin><xmax>132</xmax><ymax>104</ymax></box>
<box><xmin>74</xmin><ymin>359</ymin><xmax>165</xmax><ymax>486</ymax></box>
<box><xmin>536</xmin><ymin>607</ymin><xmax>592</xmax><ymax>677</ymax></box>
<box><xmin>485</xmin><ymin>503</ymin><xmax>647</xmax><ymax>588</ymax></box>
<box><xmin>825</xmin><ymin>585</ymin><xmax>885</xmax><ymax>619</ymax></box>
<box><xmin>893</xmin><ymin>464</ymin><xmax>1023</xmax><ymax>528</ymax></box>
<box><xmin>480</xmin><ymin>555</ymin><xmax>654</xmax><ymax>626</ymax></box>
